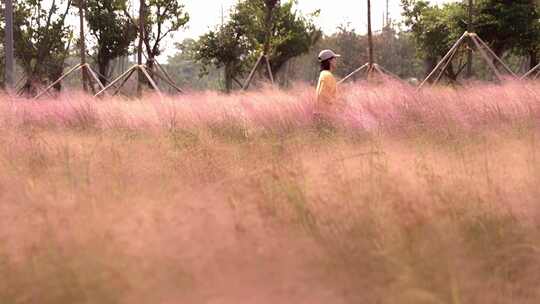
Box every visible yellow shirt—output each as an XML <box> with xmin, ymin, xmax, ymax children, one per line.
<box><xmin>315</xmin><ymin>70</ymin><xmax>338</xmax><ymax>115</ymax></box>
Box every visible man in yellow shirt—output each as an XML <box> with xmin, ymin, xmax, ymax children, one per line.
<box><xmin>315</xmin><ymin>49</ymin><xmax>341</xmax><ymax>119</ymax></box>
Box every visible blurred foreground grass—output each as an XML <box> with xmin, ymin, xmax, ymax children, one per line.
<box><xmin>1</xmin><ymin>119</ymin><xmax>539</xmax><ymax>304</ymax></box>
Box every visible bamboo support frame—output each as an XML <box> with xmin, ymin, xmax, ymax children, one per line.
<box><xmin>375</xmin><ymin>64</ymin><xmax>403</xmax><ymax>81</ymax></box>
<box><xmin>433</xmin><ymin>42</ymin><xmax>462</xmax><ymax>84</ymax></box>
<box><xmin>337</xmin><ymin>0</ymin><xmax>402</xmax><ymax>85</ymax></box>
<box><xmin>112</xmin><ymin>68</ymin><xmax>136</xmax><ymax>96</ymax></box>
<box><xmin>473</xmin><ymin>34</ymin><xmax>516</xmax><ymax>77</ymax></box>
<box><xmin>265</xmin><ymin>55</ymin><xmax>275</xmax><ymax>84</ymax></box>
<box><xmin>521</xmin><ymin>62</ymin><xmax>540</xmax><ymax>80</ymax></box>
<box><xmin>95</xmin><ymin>65</ymin><xmax>139</xmax><ymax>97</ymax></box>
<box><xmin>152</xmin><ymin>68</ymin><xmax>184</xmax><ymax>93</ymax></box>
<box><xmin>418</xmin><ymin>31</ymin><xmax>514</xmax><ymax>90</ymax></box>
<box><xmin>141</xmin><ymin>50</ymin><xmax>184</xmax><ymax>93</ymax></box>
<box><xmin>417</xmin><ymin>32</ymin><xmax>468</xmax><ymax>89</ymax></box>
<box><xmin>243</xmin><ymin>54</ymin><xmax>274</xmax><ymax>90</ymax></box>
<box><xmin>242</xmin><ymin>2</ymin><xmax>277</xmax><ymax>91</ymax></box>
<box><xmin>469</xmin><ymin>34</ymin><xmax>503</xmax><ymax>81</ymax></box>
<box><xmin>34</xmin><ymin>63</ymin><xmax>104</xmax><ymax>99</ymax></box>
<box><xmin>94</xmin><ymin>64</ymin><xmax>164</xmax><ymax>99</ymax></box>
<box><xmin>338</xmin><ymin>63</ymin><xmax>370</xmax><ymax>84</ymax></box>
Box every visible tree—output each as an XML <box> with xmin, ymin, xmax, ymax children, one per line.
<box><xmin>473</xmin><ymin>0</ymin><xmax>540</xmax><ymax>69</ymax></box>
<box><xmin>166</xmin><ymin>39</ymin><xmax>222</xmax><ymax>90</ymax></box>
<box><xmin>401</xmin><ymin>0</ymin><xmax>464</xmax><ymax>77</ymax></box>
<box><xmin>86</xmin><ymin>0</ymin><xmax>138</xmax><ymax>85</ymax></box>
<box><xmin>234</xmin><ymin>0</ymin><xmax>321</xmax><ymax>78</ymax></box>
<box><xmin>195</xmin><ymin>23</ymin><xmax>251</xmax><ymax>92</ymax></box>
<box><xmin>401</xmin><ymin>0</ymin><xmax>540</xmax><ymax>77</ymax></box>
<box><xmin>194</xmin><ymin>0</ymin><xmax>320</xmax><ymax>92</ymax></box>
<box><xmin>124</xmin><ymin>0</ymin><xmax>189</xmax><ymax>75</ymax></box>
<box><xmin>289</xmin><ymin>24</ymin><xmax>424</xmax><ymax>83</ymax></box>
<box><xmin>324</xmin><ymin>25</ymin><xmax>368</xmax><ymax>78</ymax></box>
<box><xmin>375</xmin><ymin>26</ymin><xmax>424</xmax><ymax>78</ymax></box>
<box><xmin>12</xmin><ymin>0</ymin><xmax>73</xmax><ymax>95</ymax></box>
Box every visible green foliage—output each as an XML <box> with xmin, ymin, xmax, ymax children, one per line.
<box><xmin>141</xmin><ymin>0</ymin><xmax>190</xmax><ymax>59</ymax></box>
<box><xmin>121</xmin><ymin>0</ymin><xmax>189</xmax><ymax>90</ymax></box>
<box><xmin>194</xmin><ymin>22</ymin><xmax>252</xmax><ymax>92</ymax></box>
<box><xmin>287</xmin><ymin>25</ymin><xmax>424</xmax><ymax>83</ymax></box>
<box><xmin>86</xmin><ymin>0</ymin><xmax>138</xmax><ymax>84</ymax></box>
<box><xmin>11</xmin><ymin>0</ymin><xmax>73</xmax><ymax>94</ymax></box>
<box><xmin>474</xmin><ymin>0</ymin><xmax>540</xmax><ymax>58</ymax></box>
<box><xmin>401</xmin><ymin>0</ymin><xmax>464</xmax><ymax>60</ymax></box>
<box><xmin>401</xmin><ymin>0</ymin><xmax>540</xmax><ymax>71</ymax></box>
<box><xmin>165</xmin><ymin>39</ymin><xmax>223</xmax><ymax>90</ymax></box>
<box><xmin>194</xmin><ymin>0</ymin><xmax>321</xmax><ymax>92</ymax></box>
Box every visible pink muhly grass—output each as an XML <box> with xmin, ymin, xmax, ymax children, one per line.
<box><xmin>2</xmin><ymin>82</ymin><xmax>540</xmax><ymax>304</ymax></box>
<box><xmin>0</xmin><ymin>81</ymin><xmax>539</xmax><ymax>135</ymax></box>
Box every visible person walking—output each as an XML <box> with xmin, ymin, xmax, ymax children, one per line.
<box><xmin>314</xmin><ymin>49</ymin><xmax>342</xmax><ymax>127</ymax></box>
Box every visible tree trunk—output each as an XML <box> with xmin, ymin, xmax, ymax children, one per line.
<box><xmin>530</xmin><ymin>49</ymin><xmax>538</xmax><ymax>70</ymax></box>
<box><xmin>4</xmin><ymin>0</ymin><xmax>14</xmax><ymax>88</ymax></box>
<box><xmin>79</xmin><ymin>0</ymin><xmax>89</xmax><ymax>92</ymax></box>
<box><xmin>98</xmin><ymin>56</ymin><xmax>110</xmax><ymax>85</ymax></box>
<box><xmin>424</xmin><ymin>57</ymin><xmax>437</xmax><ymax>81</ymax></box>
<box><xmin>224</xmin><ymin>63</ymin><xmax>233</xmax><ymax>93</ymax></box>
<box><xmin>21</xmin><ymin>75</ymin><xmax>40</xmax><ymax>97</ymax></box>
<box><xmin>367</xmin><ymin>0</ymin><xmax>374</xmax><ymax>66</ymax></box>
<box><xmin>445</xmin><ymin>62</ymin><xmax>458</xmax><ymax>82</ymax></box>
<box><xmin>466</xmin><ymin>0</ymin><xmax>473</xmax><ymax>78</ymax></box>
<box><xmin>263</xmin><ymin>4</ymin><xmax>274</xmax><ymax>55</ymax></box>
<box><xmin>145</xmin><ymin>56</ymin><xmax>156</xmax><ymax>89</ymax></box>
<box><xmin>137</xmin><ymin>0</ymin><xmax>145</xmax><ymax>95</ymax></box>
<box><xmin>49</xmin><ymin>65</ymin><xmax>63</xmax><ymax>92</ymax></box>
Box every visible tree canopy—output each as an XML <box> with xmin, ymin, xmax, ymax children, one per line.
<box><xmin>401</xmin><ymin>0</ymin><xmax>540</xmax><ymax>75</ymax></box>
<box><xmin>10</xmin><ymin>0</ymin><xmax>73</xmax><ymax>94</ymax></box>
<box><xmin>86</xmin><ymin>0</ymin><xmax>138</xmax><ymax>84</ymax></box>
<box><xmin>2</xmin><ymin>0</ymin><xmax>540</xmax><ymax>92</ymax></box>
<box><xmin>194</xmin><ymin>0</ymin><xmax>320</xmax><ymax>92</ymax></box>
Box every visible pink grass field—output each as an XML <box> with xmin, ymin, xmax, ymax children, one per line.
<box><xmin>2</xmin><ymin>80</ymin><xmax>539</xmax><ymax>133</ymax></box>
<box><xmin>1</xmin><ymin>81</ymin><xmax>540</xmax><ymax>303</ymax></box>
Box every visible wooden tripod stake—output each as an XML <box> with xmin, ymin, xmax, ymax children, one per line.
<box><xmin>521</xmin><ymin>62</ymin><xmax>540</xmax><ymax>80</ymax></box>
<box><xmin>418</xmin><ymin>31</ymin><xmax>516</xmax><ymax>89</ymax></box>
<box><xmin>338</xmin><ymin>0</ymin><xmax>401</xmax><ymax>84</ymax></box>
<box><xmin>4</xmin><ymin>0</ymin><xmax>14</xmax><ymax>89</ymax></box>
<box><xmin>243</xmin><ymin>0</ymin><xmax>278</xmax><ymax>90</ymax></box>
<box><xmin>95</xmin><ymin>0</ymin><xmax>183</xmax><ymax>98</ymax></box>
<box><xmin>34</xmin><ymin>0</ymin><xmax>104</xmax><ymax>99</ymax></box>
<box><xmin>466</xmin><ymin>0</ymin><xmax>474</xmax><ymax>78</ymax></box>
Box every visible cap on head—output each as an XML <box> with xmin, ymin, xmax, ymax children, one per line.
<box><xmin>318</xmin><ymin>49</ymin><xmax>341</xmax><ymax>62</ymax></box>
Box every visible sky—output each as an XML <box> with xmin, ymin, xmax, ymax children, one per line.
<box><xmin>174</xmin><ymin>0</ymin><xmax>454</xmax><ymax>41</ymax></box>
<box><xmin>58</xmin><ymin>0</ymin><xmax>454</xmax><ymax>60</ymax></box>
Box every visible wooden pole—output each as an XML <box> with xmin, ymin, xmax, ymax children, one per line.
<box><xmin>243</xmin><ymin>54</ymin><xmax>264</xmax><ymax>90</ymax></box>
<box><xmin>34</xmin><ymin>64</ymin><xmax>83</xmax><ymax>99</ymax></box>
<box><xmin>338</xmin><ymin>63</ymin><xmax>369</xmax><ymax>84</ymax></box>
<box><xmin>264</xmin><ymin>55</ymin><xmax>274</xmax><ymax>84</ymax></box>
<box><xmin>386</xmin><ymin>0</ymin><xmax>390</xmax><ymax>27</ymax></box>
<box><xmin>433</xmin><ymin>42</ymin><xmax>462</xmax><ymax>85</ymax></box>
<box><xmin>474</xmin><ymin>34</ymin><xmax>516</xmax><ymax>77</ymax></box>
<box><xmin>78</xmin><ymin>0</ymin><xmax>89</xmax><ymax>92</ymax></box>
<box><xmin>367</xmin><ymin>0</ymin><xmax>373</xmax><ymax>67</ymax></box>
<box><xmin>137</xmin><ymin>0</ymin><xmax>145</xmax><ymax>95</ymax></box>
<box><xmin>263</xmin><ymin>1</ymin><xmax>276</xmax><ymax>84</ymax></box>
<box><xmin>95</xmin><ymin>65</ymin><xmax>139</xmax><ymax>97</ymax></box>
<box><xmin>263</xmin><ymin>0</ymin><xmax>278</xmax><ymax>56</ymax></box>
<box><xmin>417</xmin><ymin>32</ymin><xmax>468</xmax><ymax>89</ymax></box>
<box><xmin>470</xmin><ymin>34</ymin><xmax>503</xmax><ymax>81</ymax></box>
<box><xmin>4</xmin><ymin>0</ymin><xmax>14</xmax><ymax>89</ymax></box>
<box><xmin>466</xmin><ymin>0</ymin><xmax>473</xmax><ymax>78</ymax></box>
<box><xmin>521</xmin><ymin>62</ymin><xmax>540</xmax><ymax>80</ymax></box>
